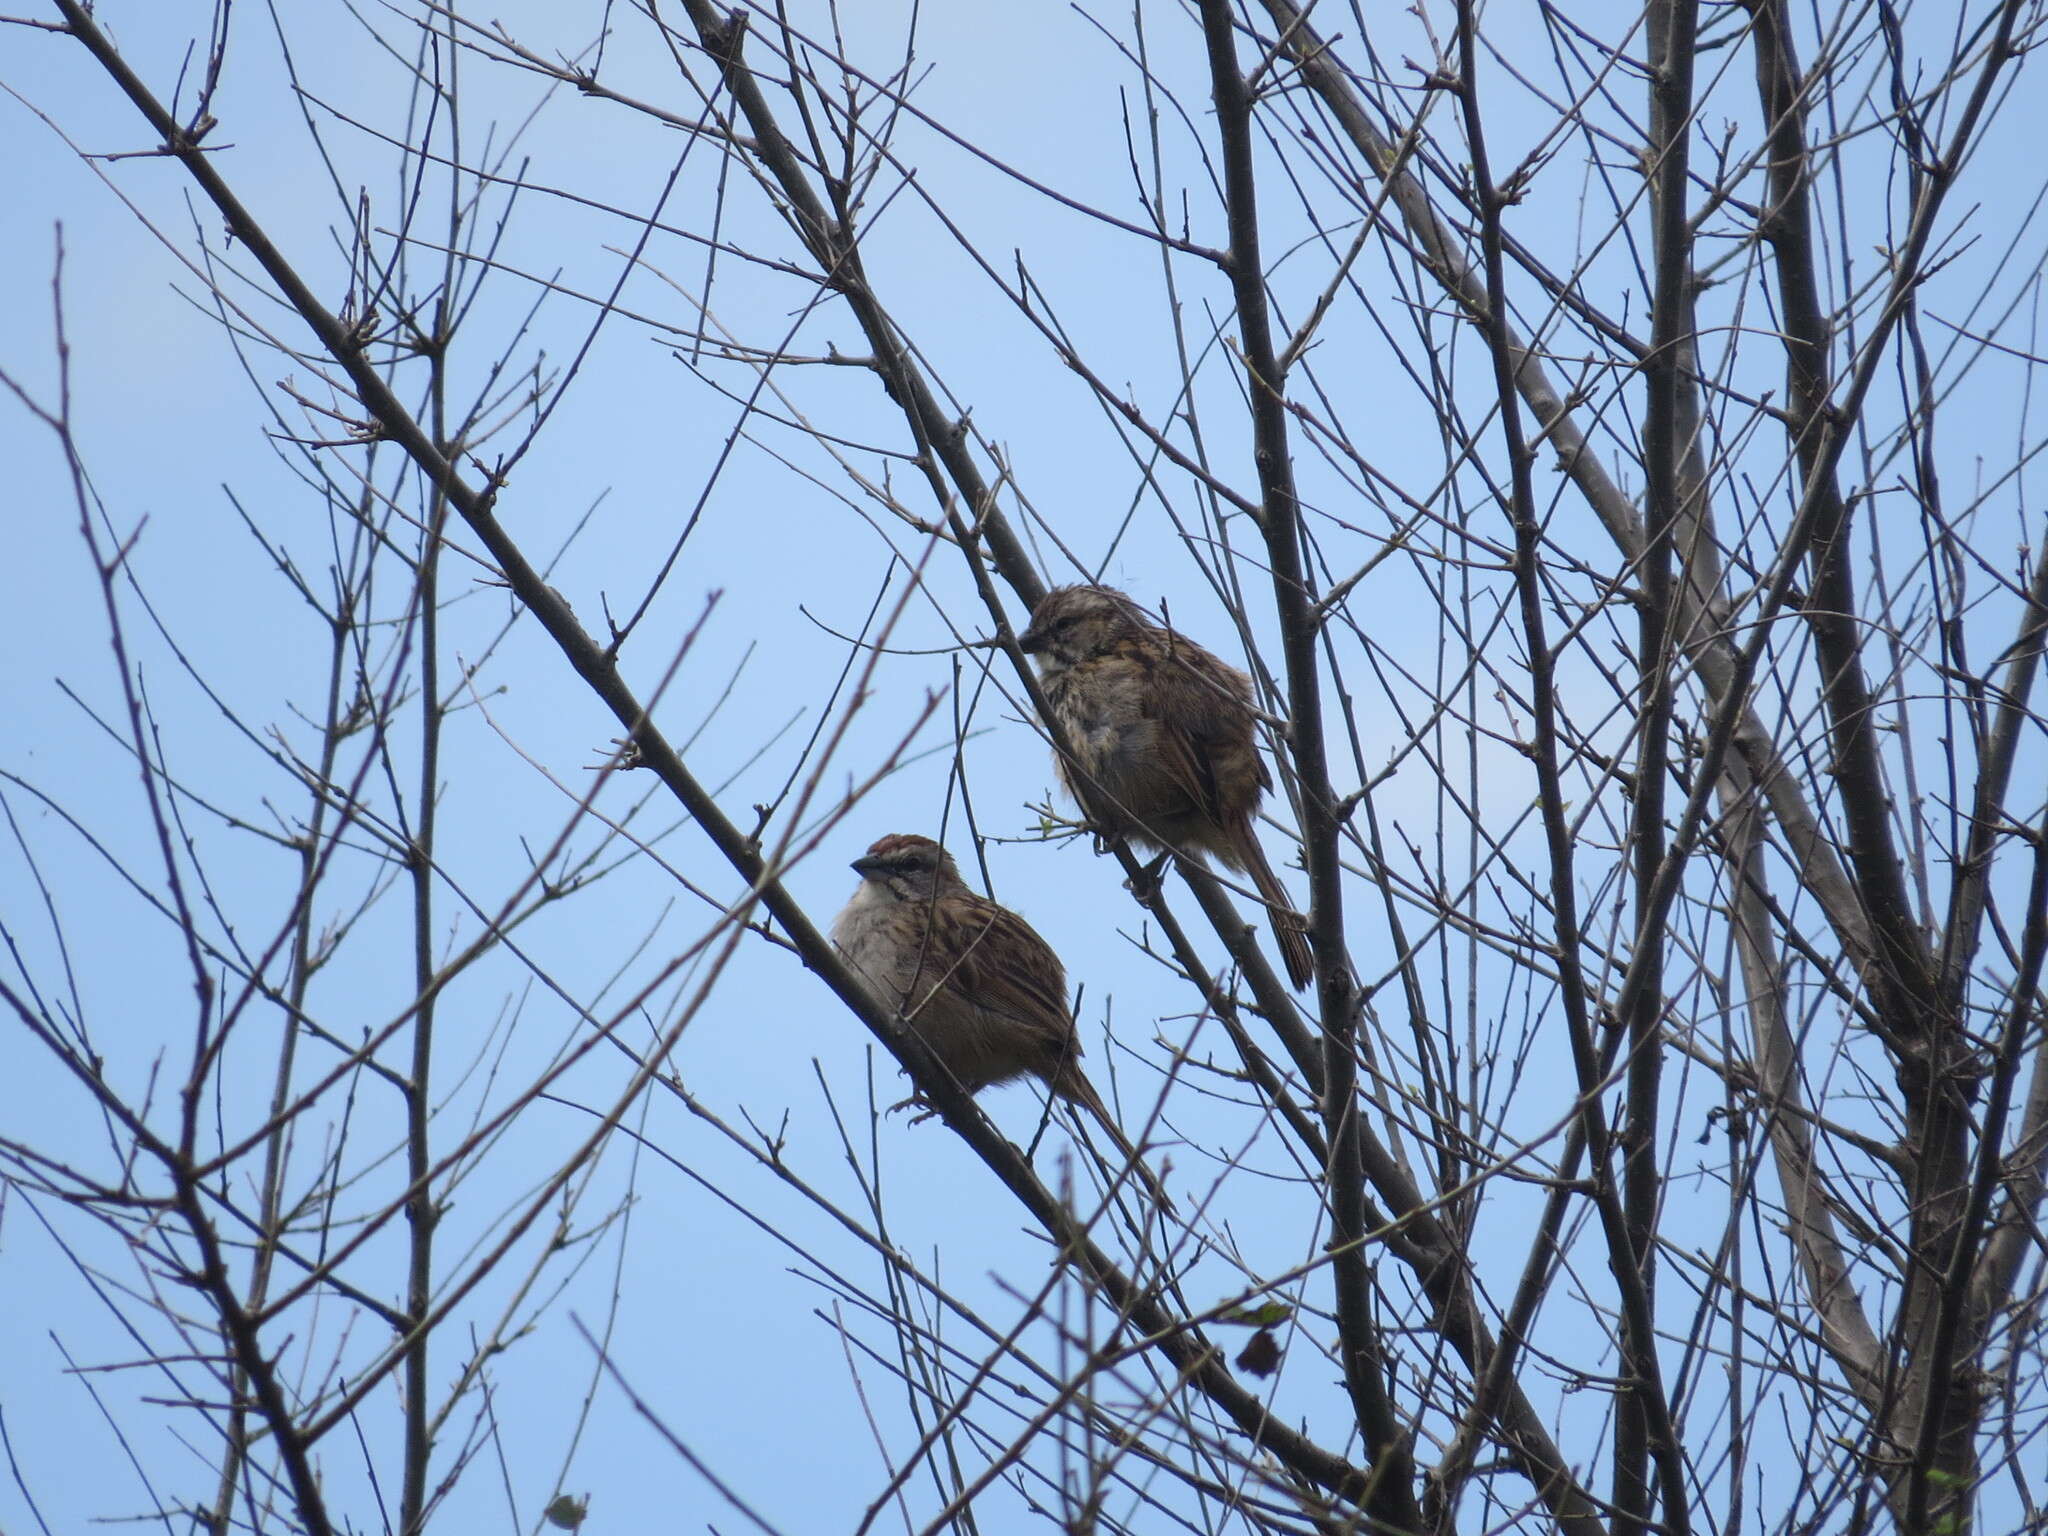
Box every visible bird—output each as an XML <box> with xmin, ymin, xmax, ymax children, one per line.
<box><xmin>830</xmin><ymin>832</ymin><xmax>1174</xmax><ymax>1210</ymax></box>
<box><xmin>1018</xmin><ymin>584</ymin><xmax>1315</xmax><ymax>989</ymax></box>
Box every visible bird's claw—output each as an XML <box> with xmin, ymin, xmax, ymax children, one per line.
<box><xmin>889</xmin><ymin>1093</ymin><xmax>939</xmax><ymax>1124</ymax></box>
<box><xmin>1125</xmin><ymin>851</ymin><xmax>1172</xmax><ymax>907</ymax></box>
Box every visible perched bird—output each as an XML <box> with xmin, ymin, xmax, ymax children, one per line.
<box><xmin>830</xmin><ymin>833</ymin><xmax>1173</xmax><ymax>1209</ymax></box>
<box><xmin>1019</xmin><ymin>584</ymin><xmax>1315</xmax><ymax>989</ymax></box>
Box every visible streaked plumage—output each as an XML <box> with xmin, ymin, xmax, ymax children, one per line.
<box><xmin>1019</xmin><ymin>585</ymin><xmax>1315</xmax><ymax>989</ymax></box>
<box><xmin>830</xmin><ymin>833</ymin><xmax>1172</xmax><ymax>1209</ymax></box>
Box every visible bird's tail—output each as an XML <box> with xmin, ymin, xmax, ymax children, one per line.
<box><xmin>1245</xmin><ymin>841</ymin><xmax>1315</xmax><ymax>990</ymax></box>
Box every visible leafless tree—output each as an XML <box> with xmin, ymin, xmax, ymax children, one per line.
<box><xmin>3</xmin><ymin>1</ymin><xmax>2046</xmax><ymax>1533</ymax></box>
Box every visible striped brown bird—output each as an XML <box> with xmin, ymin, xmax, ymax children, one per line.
<box><xmin>1020</xmin><ymin>585</ymin><xmax>1314</xmax><ymax>989</ymax></box>
<box><xmin>830</xmin><ymin>833</ymin><xmax>1173</xmax><ymax>1209</ymax></box>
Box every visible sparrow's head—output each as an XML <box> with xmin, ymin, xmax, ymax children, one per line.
<box><xmin>1018</xmin><ymin>584</ymin><xmax>1142</xmax><ymax>668</ymax></box>
<box><xmin>850</xmin><ymin>833</ymin><xmax>961</xmax><ymax>902</ymax></box>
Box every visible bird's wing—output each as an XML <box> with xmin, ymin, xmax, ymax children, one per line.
<box><xmin>1146</xmin><ymin>647</ymin><xmax>1263</xmax><ymax>820</ymax></box>
<box><xmin>949</xmin><ymin>894</ymin><xmax>1074</xmax><ymax>1050</ymax></box>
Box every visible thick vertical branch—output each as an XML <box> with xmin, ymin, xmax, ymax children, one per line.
<box><xmin>1908</xmin><ymin>827</ymin><xmax>2048</xmax><ymax>1532</ymax></box>
<box><xmin>400</xmin><ymin>495</ymin><xmax>447</xmax><ymax>1536</ymax></box>
<box><xmin>1621</xmin><ymin>0</ymin><xmax>1697</xmax><ymax>1528</ymax></box>
<box><xmin>1193</xmin><ymin>5</ymin><xmax>1418</xmax><ymax>1528</ymax></box>
<box><xmin>396</xmin><ymin>31</ymin><xmax>473</xmax><ymax>1518</ymax></box>
<box><xmin>1746</xmin><ymin>0</ymin><xmax>1936</xmax><ymax>1048</ymax></box>
<box><xmin>1742</xmin><ymin>1</ymin><xmax>2033</xmax><ymax>1518</ymax></box>
<box><xmin>1449</xmin><ymin>2</ymin><xmax>1695</xmax><ymax>1528</ymax></box>
<box><xmin>1744</xmin><ymin>6</ymin><xmax>2028</xmax><ymax>1515</ymax></box>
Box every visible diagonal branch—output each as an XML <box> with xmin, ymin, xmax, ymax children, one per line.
<box><xmin>48</xmin><ymin>0</ymin><xmax>1387</xmax><ymax>1509</ymax></box>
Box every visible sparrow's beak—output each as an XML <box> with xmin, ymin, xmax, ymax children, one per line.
<box><xmin>1018</xmin><ymin>625</ymin><xmax>1044</xmax><ymax>655</ymax></box>
<box><xmin>850</xmin><ymin>854</ymin><xmax>881</xmax><ymax>877</ymax></box>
